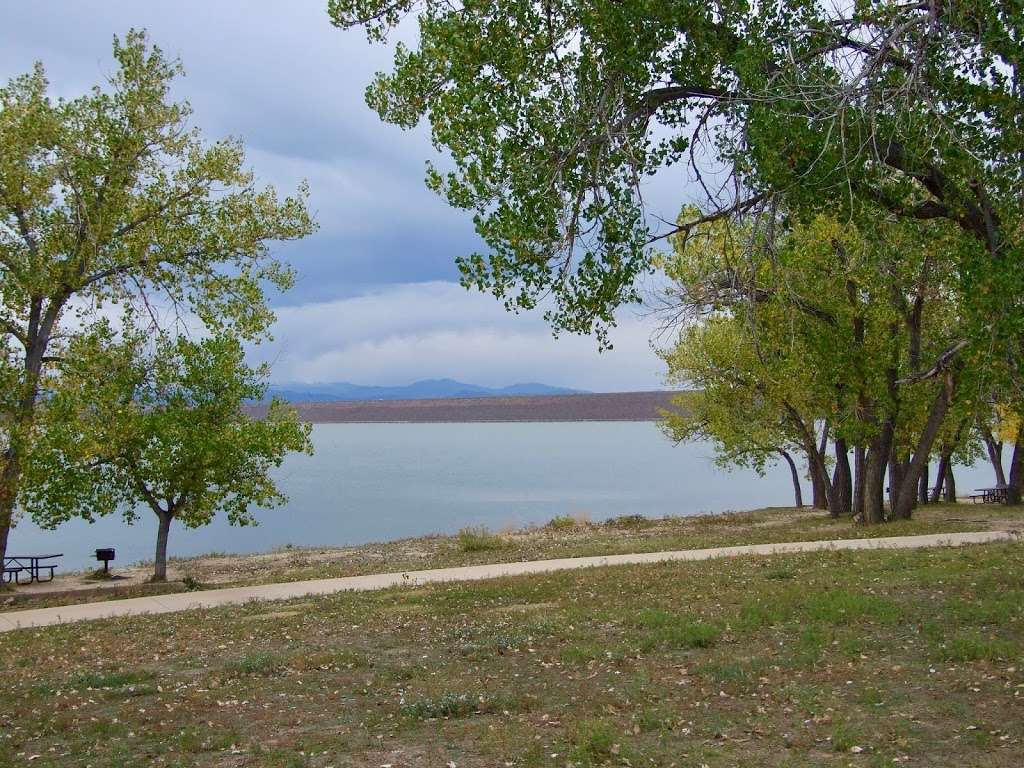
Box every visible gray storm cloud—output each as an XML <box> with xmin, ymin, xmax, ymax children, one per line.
<box><xmin>254</xmin><ymin>282</ymin><xmax>663</xmax><ymax>391</ymax></box>
<box><xmin>1</xmin><ymin>1</ymin><xmax>677</xmax><ymax>391</ymax></box>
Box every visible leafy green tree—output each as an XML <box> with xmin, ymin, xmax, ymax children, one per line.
<box><xmin>660</xmin><ymin>208</ymin><xmax>970</xmax><ymax>522</ymax></box>
<box><xmin>0</xmin><ymin>31</ymin><xmax>314</xmax><ymax>575</ymax></box>
<box><xmin>660</xmin><ymin>319</ymin><xmax>811</xmax><ymax>509</ymax></box>
<box><xmin>330</xmin><ymin>0</ymin><xmax>1021</xmax><ymax>351</ymax></box>
<box><xmin>23</xmin><ymin>333</ymin><xmax>313</xmax><ymax>581</ymax></box>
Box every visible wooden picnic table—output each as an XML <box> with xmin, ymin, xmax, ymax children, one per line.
<box><xmin>2</xmin><ymin>554</ymin><xmax>62</xmax><ymax>585</ymax></box>
<box><xmin>970</xmin><ymin>486</ymin><xmax>1010</xmax><ymax>504</ymax></box>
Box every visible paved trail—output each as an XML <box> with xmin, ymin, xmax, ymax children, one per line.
<box><xmin>0</xmin><ymin>530</ymin><xmax>1016</xmax><ymax>633</ymax></box>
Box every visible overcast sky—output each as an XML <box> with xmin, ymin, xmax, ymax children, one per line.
<box><xmin>0</xmin><ymin>1</ymin><xmax>691</xmax><ymax>391</ymax></box>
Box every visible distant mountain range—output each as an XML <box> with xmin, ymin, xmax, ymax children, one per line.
<box><xmin>246</xmin><ymin>390</ymin><xmax>683</xmax><ymax>423</ymax></box>
<box><xmin>265</xmin><ymin>379</ymin><xmax>586</xmax><ymax>403</ymax></box>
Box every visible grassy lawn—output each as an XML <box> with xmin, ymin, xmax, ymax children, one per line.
<box><xmin>1</xmin><ymin>539</ymin><xmax>1021</xmax><ymax>766</ymax></box>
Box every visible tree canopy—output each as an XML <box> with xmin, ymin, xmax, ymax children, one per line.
<box><xmin>331</xmin><ymin>0</ymin><xmax>1022</xmax><ymax>344</ymax></box>
<box><xmin>659</xmin><ymin>207</ymin><xmax>972</xmax><ymax>520</ymax></box>
<box><xmin>23</xmin><ymin>332</ymin><xmax>313</xmax><ymax>581</ymax></box>
<box><xmin>0</xmin><ymin>31</ymin><xmax>315</xmax><ymax>571</ymax></box>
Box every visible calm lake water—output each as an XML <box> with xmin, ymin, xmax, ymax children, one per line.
<box><xmin>9</xmin><ymin>422</ymin><xmax>995</xmax><ymax>571</ymax></box>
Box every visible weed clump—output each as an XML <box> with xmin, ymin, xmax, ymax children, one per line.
<box><xmin>634</xmin><ymin>608</ymin><xmax>721</xmax><ymax>649</ymax></box>
<box><xmin>456</xmin><ymin>526</ymin><xmax>505</xmax><ymax>552</ymax></box>
<box><xmin>224</xmin><ymin>651</ymin><xmax>285</xmax><ymax>677</ymax></box>
<box><xmin>401</xmin><ymin>691</ymin><xmax>518</xmax><ymax>719</ymax></box>
<box><xmin>181</xmin><ymin>574</ymin><xmax>203</xmax><ymax>591</ymax></box>
<box><xmin>547</xmin><ymin>514</ymin><xmax>579</xmax><ymax>531</ymax></box>
<box><xmin>70</xmin><ymin>669</ymin><xmax>153</xmax><ymax>690</ymax></box>
<box><xmin>940</xmin><ymin>632</ymin><xmax>1016</xmax><ymax>662</ymax></box>
<box><xmin>570</xmin><ymin>719</ymin><xmax>619</xmax><ymax>764</ymax></box>
<box><xmin>605</xmin><ymin>513</ymin><xmax>651</xmax><ymax>529</ymax></box>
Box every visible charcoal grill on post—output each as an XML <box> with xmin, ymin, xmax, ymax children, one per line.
<box><xmin>95</xmin><ymin>548</ymin><xmax>115</xmax><ymax>574</ymax></box>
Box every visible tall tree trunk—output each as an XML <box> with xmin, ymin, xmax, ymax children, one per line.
<box><xmin>918</xmin><ymin>463</ymin><xmax>929</xmax><ymax>505</ymax></box>
<box><xmin>779</xmin><ymin>450</ymin><xmax>803</xmax><ymax>508</ymax></box>
<box><xmin>810</xmin><ymin>457</ymin><xmax>827</xmax><ymax>509</ymax></box>
<box><xmin>806</xmin><ymin>447</ymin><xmax>834</xmax><ymax>512</ymax></box>
<box><xmin>864</xmin><ymin>423</ymin><xmax>893</xmax><ymax>524</ymax></box>
<box><xmin>153</xmin><ymin>511</ymin><xmax>174</xmax><ymax>582</ymax></box>
<box><xmin>787</xmin><ymin>407</ymin><xmax>834</xmax><ymax>513</ymax></box>
<box><xmin>0</xmin><ymin>456</ymin><xmax>20</xmax><ymax>584</ymax></box>
<box><xmin>934</xmin><ymin>419</ymin><xmax>968</xmax><ymax>504</ymax></box>
<box><xmin>0</xmin><ymin>499</ymin><xmax>11</xmax><ymax>586</ymax></box>
<box><xmin>943</xmin><ymin>462</ymin><xmax>957</xmax><ymax>502</ymax></box>
<box><xmin>888</xmin><ymin>444</ymin><xmax>905</xmax><ymax>515</ymax></box>
<box><xmin>1006</xmin><ymin>437</ymin><xmax>1023</xmax><ymax>506</ymax></box>
<box><xmin>810</xmin><ymin>428</ymin><xmax>826</xmax><ymax>510</ymax></box>
<box><xmin>892</xmin><ymin>371</ymin><xmax>958</xmax><ymax>520</ymax></box>
<box><xmin>866</xmin><ymin>304</ymin><xmax>902</xmax><ymax>525</ymax></box>
<box><xmin>832</xmin><ymin>438</ymin><xmax>852</xmax><ymax>517</ymax></box>
<box><xmin>932</xmin><ymin>450</ymin><xmax>950</xmax><ymax>503</ymax></box>
<box><xmin>980</xmin><ymin>426</ymin><xmax>1007</xmax><ymax>487</ymax></box>
<box><xmin>853</xmin><ymin>444</ymin><xmax>866</xmax><ymax>518</ymax></box>
<box><xmin>0</xmin><ymin>296</ymin><xmax>64</xmax><ymax>583</ymax></box>
<box><xmin>0</xmin><ymin>412</ymin><xmax>36</xmax><ymax>583</ymax></box>
<box><xmin>809</xmin><ymin>421</ymin><xmax>831</xmax><ymax>510</ymax></box>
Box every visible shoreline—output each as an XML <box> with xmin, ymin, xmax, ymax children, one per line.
<box><xmin>4</xmin><ymin>529</ymin><xmax>1016</xmax><ymax>633</ymax></box>
<box><xmin>6</xmin><ymin>503</ymin><xmax>1023</xmax><ymax>612</ymax></box>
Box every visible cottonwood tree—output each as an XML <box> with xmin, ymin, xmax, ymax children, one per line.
<box><xmin>0</xmin><ymin>31</ymin><xmax>314</xmax><ymax>576</ymax></box>
<box><xmin>23</xmin><ymin>332</ymin><xmax>313</xmax><ymax>581</ymax></box>
<box><xmin>656</xmin><ymin>212</ymin><xmax>830</xmax><ymax>512</ymax></box>
<box><xmin>659</xmin><ymin>319</ymin><xmax>812</xmax><ymax>510</ymax></box>
<box><xmin>660</xmin><ymin>209</ymin><xmax>970</xmax><ymax>522</ymax></box>
<box><xmin>330</xmin><ymin>0</ymin><xmax>1021</xmax><ymax>334</ymax></box>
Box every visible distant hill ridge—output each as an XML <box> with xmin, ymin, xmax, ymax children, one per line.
<box><xmin>266</xmin><ymin>378</ymin><xmax>585</xmax><ymax>402</ymax></box>
<box><xmin>247</xmin><ymin>390</ymin><xmax>685</xmax><ymax>423</ymax></box>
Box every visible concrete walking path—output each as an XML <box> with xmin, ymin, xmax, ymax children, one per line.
<box><xmin>0</xmin><ymin>529</ymin><xmax>1017</xmax><ymax>633</ymax></box>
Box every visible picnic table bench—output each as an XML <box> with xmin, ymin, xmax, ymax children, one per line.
<box><xmin>969</xmin><ymin>486</ymin><xmax>1010</xmax><ymax>504</ymax></box>
<box><xmin>2</xmin><ymin>554</ymin><xmax>62</xmax><ymax>585</ymax></box>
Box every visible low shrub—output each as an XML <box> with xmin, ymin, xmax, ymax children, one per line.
<box><xmin>456</xmin><ymin>526</ymin><xmax>505</xmax><ymax>552</ymax></box>
<box><xmin>547</xmin><ymin>514</ymin><xmax>579</xmax><ymax>531</ymax></box>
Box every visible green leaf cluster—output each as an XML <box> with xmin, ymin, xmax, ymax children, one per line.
<box><xmin>23</xmin><ymin>330</ymin><xmax>312</xmax><ymax>534</ymax></box>
<box><xmin>0</xmin><ymin>31</ymin><xmax>316</xmax><ymax>560</ymax></box>
<box><xmin>331</xmin><ymin>1</ymin><xmax>1022</xmax><ymax>358</ymax></box>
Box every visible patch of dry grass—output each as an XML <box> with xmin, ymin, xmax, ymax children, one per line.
<box><xmin>455</xmin><ymin>525</ymin><xmax>506</xmax><ymax>552</ymax></box>
<box><xmin>0</xmin><ymin>540</ymin><xmax>1021</xmax><ymax>766</ymax></box>
<box><xmin>8</xmin><ymin>503</ymin><xmax>1022</xmax><ymax>613</ymax></box>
